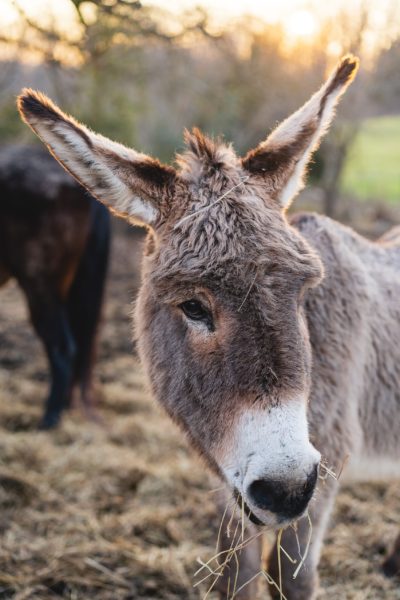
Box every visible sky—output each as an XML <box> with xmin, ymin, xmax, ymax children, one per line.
<box><xmin>146</xmin><ymin>0</ymin><xmax>399</xmax><ymax>46</ymax></box>
<box><xmin>0</xmin><ymin>0</ymin><xmax>316</xmax><ymax>32</ymax></box>
<box><xmin>161</xmin><ymin>0</ymin><xmax>321</xmax><ymax>37</ymax></box>
<box><xmin>1</xmin><ymin>0</ymin><xmax>398</xmax><ymax>49</ymax></box>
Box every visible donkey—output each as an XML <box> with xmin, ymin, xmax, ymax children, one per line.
<box><xmin>17</xmin><ymin>55</ymin><xmax>400</xmax><ymax>598</ymax></box>
<box><xmin>0</xmin><ymin>145</ymin><xmax>110</xmax><ymax>429</ymax></box>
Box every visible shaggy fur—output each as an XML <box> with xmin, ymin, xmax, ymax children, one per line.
<box><xmin>17</xmin><ymin>56</ymin><xmax>400</xmax><ymax>598</ymax></box>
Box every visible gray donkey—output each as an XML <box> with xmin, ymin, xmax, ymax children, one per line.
<box><xmin>18</xmin><ymin>55</ymin><xmax>400</xmax><ymax>599</ymax></box>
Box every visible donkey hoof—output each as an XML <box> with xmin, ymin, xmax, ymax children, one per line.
<box><xmin>38</xmin><ymin>412</ymin><xmax>61</xmax><ymax>430</ymax></box>
<box><xmin>382</xmin><ymin>556</ymin><xmax>400</xmax><ymax>578</ymax></box>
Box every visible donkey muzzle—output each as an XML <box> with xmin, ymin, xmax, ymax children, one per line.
<box><xmin>246</xmin><ymin>463</ymin><xmax>319</xmax><ymax>522</ymax></box>
<box><xmin>219</xmin><ymin>399</ymin><xmax>321</xmax><ymax>526</ymax></box>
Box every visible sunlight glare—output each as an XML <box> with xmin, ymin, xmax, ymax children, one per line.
<box><xmin>284</xmin><ymin>9</ymin><xmax>317</xmax><ymax>39</ymax></box>
<box><xmin>0</xmin><ymin>3</ymin><xmax>18</xmax><ymax>29</ymax></box>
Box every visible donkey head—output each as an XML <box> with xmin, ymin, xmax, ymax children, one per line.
<box><xmin>18</xmin><ymin>56</ymin><xmax>358</xmax><ymax>527</ymax></box>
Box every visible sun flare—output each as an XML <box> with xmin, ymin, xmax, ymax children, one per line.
<box><xmin>284</xmin><ymin>9</ymin><xmax>317</xmax><ymax>39</ymax></box>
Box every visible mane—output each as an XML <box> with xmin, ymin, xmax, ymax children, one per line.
<box><xmin>176</xmin><ymin>127</ymin><xmax>239</xmax><ymax>187</ymax></box>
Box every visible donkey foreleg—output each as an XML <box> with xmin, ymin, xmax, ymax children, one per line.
<box><xmin>0</xmin><ymin>262</ymin><xmax>11</xmax><ymax>288</ymax></box>
<box><xmin>267</xmin><ymin>481</ymin><xmax>338</xmax><ymax>600</ymax></box>
<box><xmin>382</xmin><ymin>532</ymin><xmax>400</xmax><ymax>577</ymax></box>
<box><xmin>27</xmin><ymin>292</ymin><xmax>76</xmax><ymax>429</ymax></box>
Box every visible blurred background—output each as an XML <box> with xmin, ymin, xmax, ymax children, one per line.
<box><xmin>1</xmin><ymin>0</ymin><xmax>400</xmax><ymax>227</ymax></box>
<box><xmin>0</xmin><ymin>1</ymin><xmax>400</xmax><ymax>599</ymax></box>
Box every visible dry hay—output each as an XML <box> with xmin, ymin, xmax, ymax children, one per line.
<box><xmin>0</xmin><ymin>223</ymin><xmax>399</xmax><ymax>599</ymax></box>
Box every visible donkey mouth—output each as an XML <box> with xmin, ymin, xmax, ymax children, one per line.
<box><xmin>233</xmin><ymin>464</ymin><xmax>319</xmax><ymax>528</ymax></box>
<box><xmin>233</xmin><ymin>489</ymin><xmax>264</xmax><ymax>526</ymax></box>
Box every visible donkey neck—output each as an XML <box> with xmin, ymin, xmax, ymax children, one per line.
<box><xmin>292</xmin><ymin>212</ymin><xmax>400</xmax><ymax>473</ymax></box>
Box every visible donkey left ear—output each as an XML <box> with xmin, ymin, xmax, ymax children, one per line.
<box><xmin>242</xmin><ymin>55</ymin><xmax>359</xmax><ymax>209</ymax></box>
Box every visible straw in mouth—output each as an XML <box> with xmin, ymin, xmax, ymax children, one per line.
<box><xmin>233</xmin><ymin>488</ymin><xmax>264</xmax><ymax>526</ymax></box>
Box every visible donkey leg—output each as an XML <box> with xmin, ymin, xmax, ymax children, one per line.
<box><xmin>27</xmin><ymin>293</ymin><xmax>76</xmax><ymax>429</ymax></box>
<box><xmin>214</xmin><ymin>493</ymin><xmax>262</xmax><ymax>599</ymax></box>
<box><xmin>267</xmin><ymin>482</ymin><xmax>338</xmax><ymax>600</ymax></box>
<box><xmin>66</xmin><ymin>202</ymin><xmax>110</xmax><ymax>414</ymax></box>
<box><xmin>0</xmin><ymin>262</ymin><xmax>11</xmax><ymax>288</ymax></box>
<box><xmin>382</xmin><ymin>532</ymin><xmax>400</xmax><ymax>577</ymax></box>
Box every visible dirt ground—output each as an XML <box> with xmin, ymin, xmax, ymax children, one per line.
<box><xmin>0</xmin><ymin>216</ymin><xmax>400</xmax><ymax>600</ymax></box>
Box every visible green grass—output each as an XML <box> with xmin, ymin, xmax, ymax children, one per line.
<box><xmin>342</xmin><ymin>115</ymin><xmax>400</xmax><ymax>203</ymax></box>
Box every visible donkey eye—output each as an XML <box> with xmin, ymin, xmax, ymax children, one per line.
<box><xmin>179</xmin><ymin>300</ymin><xmax>211</xmax><ymax>323</ymax></box>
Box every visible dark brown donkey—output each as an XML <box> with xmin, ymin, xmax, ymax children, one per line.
<box><xmin>0</xmin><ymin>145</ymin><xmax>110</xmax><ymax>429</ymax></box>
<box><xmin>18</xmin><ymin>56</ymin><xmax>400</xmax><ymax>599</ymax></box>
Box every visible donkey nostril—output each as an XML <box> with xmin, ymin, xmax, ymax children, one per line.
<box><xmin>247</xmin><ymin>479</ymin><xmax>277</xmax><ymax>512</ymax></box>
<box><xmin>247</xmin><ymin>465</ymin><xmax>319</xmax><ymax>519</ymax></box>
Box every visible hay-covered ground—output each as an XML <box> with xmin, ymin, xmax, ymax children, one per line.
<box><xmin>0</xmin><ymin>222</ymin><xmax>399</xmax><ymax>599</ymax></box>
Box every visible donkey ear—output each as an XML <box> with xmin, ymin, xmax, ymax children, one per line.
<box><xmin>18</xmin><ymin>89</ymin><xmax>176</xmax><ymax>227</ymax></box>
<box><xmin>242</xmin><ymin>55</ymin><xmax>359</xmax><ymax>209</ymax></box>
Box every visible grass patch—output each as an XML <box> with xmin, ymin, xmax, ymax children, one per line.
<box><xmin>342</xmin><ymin>115</ymin><xmax>400</xmax><ymax>203</ymax></box>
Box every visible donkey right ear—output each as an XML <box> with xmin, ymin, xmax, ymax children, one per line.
<box><xmin>18</xmin><ymin>89</ymin><xmax>176</xmax><ymax>228</ymax></box>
